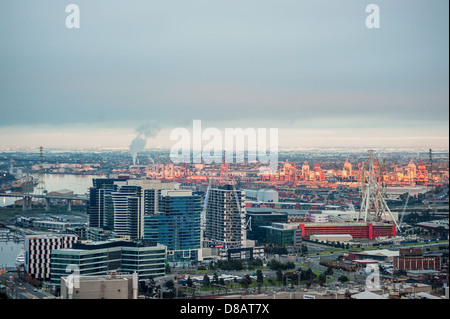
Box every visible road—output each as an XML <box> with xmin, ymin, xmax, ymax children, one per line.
<box><xmin>2</xmin><ymin>271</ymin><xmax>55</xmax><ymax>299</ymax></box>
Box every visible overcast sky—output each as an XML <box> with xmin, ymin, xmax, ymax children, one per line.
<box><xmin>0</xmin><ymin>0</ymin><xmax>448</xmax><ymax>150</ymax></box>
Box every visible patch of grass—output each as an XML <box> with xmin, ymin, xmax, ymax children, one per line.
<box><xmin>0</xmin><ymin>210</ymin><xmax>16</xmax><ymax>220</ymax></box>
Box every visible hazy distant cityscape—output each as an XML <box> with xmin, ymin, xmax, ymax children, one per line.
<box><xmin>0</xmin><ymin>0</ymin><xmax>448</xmax><ymax>306</ymax></box>
<box><xmin>0</xmin><ymin>146</ymin><xmax>448</xmax><ymax>300</ymax></box>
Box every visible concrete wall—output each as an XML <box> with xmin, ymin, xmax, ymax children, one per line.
<box><xmin>221</xmin><ymin>291</ymin><xmax>347</xmax><ymax>300</ymax></box>
<box><xmin>61</xmin><ymin>277</ymin><xmax>133</xmax><ymax>299</ymax></box>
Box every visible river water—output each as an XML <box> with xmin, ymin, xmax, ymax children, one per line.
<box><xmin>0</xmin><ymin>173</ymin><xmax>101</xmax><ymax>207</ymax></box>
<box><xmin>0</xmin><ymin>231</ymin><xmax>24</xmax><ymax>269</ymax></box>
<box><xmin>0</xmin><ymin>174</ymin><xmax>102</xmax><ymax>266</ymax></box>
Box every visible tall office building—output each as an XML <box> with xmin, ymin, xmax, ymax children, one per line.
<box><xmin>110</xmin><ymin>183</ymin><xmax>141</xmax><ymax>239</ymax></box>
<box><xmin>89</xmin><ymin>179</ymin><xmax>179</xmax><ymax>239</ymax></box>
<box><xmin>144</xmin><ymin>190</ymin><xmax>202</xmax><ymax>264</ymax></box>
<box><xmin>108</xmin><ymin>180</ymin><xmax>179</xmax><ymax>239</ymax></box>
<box><xmin>204</xmin><ymin>184</ymin><xmax>246</xmax><ymax>250</ymax></box>
<box><xmin>88</xmin><ymin>178</ymin><xmax>122</xmax><ymax>229</ymax></box>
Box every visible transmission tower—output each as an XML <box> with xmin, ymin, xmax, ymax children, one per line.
<box><xmin>359</xmin><ymin>150</ymin><xmax>399</xmax><ymax>230</ymax></box>
<box><xmin>36</xmin><ymin>146</ymin><xmax>46</xmax><ymax>195</ymax></box>
<box><xmin>429</xmin><ymin>149</ymin><xmax>437</xmax><ymax>214</ymax></box>
<box><xmin>219</xmin><ymin>152</ymin><xmax>229</xmax><ymax>182</ymax></box>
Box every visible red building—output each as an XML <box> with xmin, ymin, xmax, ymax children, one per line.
<box><xmin>298</xmin><ymin>222</ymin><xmax>396</xmax><ymax>240</ymax></box>
<box><xmin>393</xmin><ymin>249</ymin><xmax>441</xmax><ymax>271</ymax></box>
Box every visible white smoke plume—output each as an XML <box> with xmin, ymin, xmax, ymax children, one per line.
<box><xmin>130</xmin><ymin>123</ymin><xmax>160</xmax><ymax>165</ymax></box>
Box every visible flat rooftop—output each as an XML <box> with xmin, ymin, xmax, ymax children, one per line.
<box><xmin>311</xmin><ymin>234</ymin><xmax>353</xmax><ymax>238</ymax></box>
<box><xmin>354</xmin><ymin>249</ymin><xmax>399</xmax><ymax>257</ymax></box>
<box><xmin>62</xmin><ymin>274</ymin><xmax>134</xmax><ymax>282</ymax></box>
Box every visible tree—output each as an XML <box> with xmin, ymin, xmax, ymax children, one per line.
<box><xmin>146</xmin><ymin>277</ymin><xmax>156</xmax><ymax>294</ymax></box>
<box><xmin>267</xmin><ymin>259</ymin><xmax>295</xmax><ymax>271</ymax></box>
<box><xmin>435</xmin><ymin>226</ymin><xmax>446</xmax><ymax>238</ymax></box>
<box><xmin>217</xmin><ymin>259</ymin><xmax>244</xmax><ymax>271</ymax></box>
<box><xmin>338</xmin><ymin>275</ymin><xmax>349</xmax><ymax>283</ymax></box>
<box><xmin>165</xmin><ymin>280</ymin><xmax>175</xmax><ymax>290</ymax></box>
<box><xmin>267</xmin><ymin>259</ymin><xmax>278</xmax><ymax>270</ymax></box>
<box><xmin>301</xmin><ymin>245</ymin><xmax>308</xmax><ymax>254</ymax></box>
<box><xmin>276</xmin><ymin>269</ymin><xmax>283</xmax><ymax>282</ymax></box>
<box><xmin>240</xmin><ymin>278</ymin><xmax>250</xmax><ymax>289</ymax></box>
<box><xmin>244</xmin><ymin>274</ymin><xmax>252</xmax><ymax>285</ymax></box>
<box><xmin>256</xmin><ymin>269</ymin><xmax>264</xmax><ymax>285</ymax></box>
<box><xmin>239</xmin><ymin>275</ymin><xmax>252</xmax><ymax>289</ymax></box>
<box><xmin>285</xmin><ymin>261</ymin><xmax>296</xmax><ymax>270</ymax></box>
<box><xmin>293</xmin><ymin>270</ymin><xmax>302</xmax><ymax>285</ymax></box>
<box><xmin>31</xmin><ymin>278</ymin><xmax>41</xmax><ymax>288</ymax></box>
<box><xmin>301</xmin><ymin>268</ymin><xmax>314</xmax><ymax>281</ymax></box>
<box><xmin>318</xmin><ymin>273</ymin><xmax>327</xmax><ymax>284</ymax></box>
<box><xmin>282</xmin><ymin>274</ymin><xmax>287</xmax><ymax>286</ymax></box>
<box><xmin>230</xmin><ymin>259</ymin><xmax>244</xmax><ymax>271</ymax></box>
<box><xmin>165</xmin><ymin>263</ymin><xmax>171</xmax><ymax>274</ymax></box>
<box><xmin>267</xmin><ymin>246</ymin><xmax>288</xmax><ymax>255</ymax></box>
<box><xmin>248</xmin><ymin>259</ymin><xmax>263</xmax><ymax>269</ymax></box>
<box><xmin>213</xmin><ymin>273</ymin><xmax>219</xmax><ymax>284</ymax></box>
<box><xmin>202</xmin><ymin>274</ymin><xmax>210</xmax><ymax>287</ymax></box>
<box><xmin>209</xmin><ymin>261</ymin><xmax>217</xmax><ymax>271</ymax></box>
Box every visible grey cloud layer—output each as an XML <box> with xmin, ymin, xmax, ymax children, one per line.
<box><xmin>0</xmin><ymin>0</ymin><xmax>448</xmax><ymax>132</ymax></box>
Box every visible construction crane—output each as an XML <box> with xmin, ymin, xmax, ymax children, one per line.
<box><xmin>398</xmin><ymin>193</ymin><xmax>410</xmax><ymax>233</ymax></box>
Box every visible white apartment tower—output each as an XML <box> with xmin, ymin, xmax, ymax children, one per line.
<box><xmin>204</xmin><ymin>184</ymin><xmax>246</xmax><ymax>250</ymax></box>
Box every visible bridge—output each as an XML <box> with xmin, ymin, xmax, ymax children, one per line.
<box><xmin>0</xmin><ymin>193</ymin><xmax>88</xmax><ymax>212</ymax></box>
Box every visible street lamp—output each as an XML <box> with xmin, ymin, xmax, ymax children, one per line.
<box><xmin>296</xmin><ymin>269</ymin><xmax>302</xmax><ymax>292</ymax></box>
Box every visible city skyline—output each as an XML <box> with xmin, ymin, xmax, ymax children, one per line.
<box><xmin>0</xmin><ymin>0</ymin><xmax>448</xmax><ymax>150</ymax></box>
